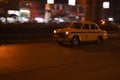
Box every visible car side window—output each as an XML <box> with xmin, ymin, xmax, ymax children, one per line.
<box><xmin>83</xmin><ymin>24</ymin><xmax>89</xmax><ymax>30</ymax></box>
<box><xmin>91</xmin><ymin>24</ymin><xmax>98</xmax><ymax>30</ymax></box>
<box><xmin>72</xmin><ymin>23</ymin><xmax>82</xmax><ymax>29</ymax></box>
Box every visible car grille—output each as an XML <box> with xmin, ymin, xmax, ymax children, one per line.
<box><xmin>56</xmin><ymin>32</ymin><xmax>66</xmax><ymax>38</ymax></box>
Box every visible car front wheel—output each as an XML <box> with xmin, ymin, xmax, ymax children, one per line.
<box><xmin>71</xmin><ymin>36</ymin><xmax>80</xmax><ymax>46</ymax></box>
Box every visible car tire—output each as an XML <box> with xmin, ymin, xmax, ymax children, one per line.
<box><xmin>96</xmin><ymin>37</ymin><xmax>103</xmax><ymax>44</ymax></box>
<box><xmin>71</xmin><ymin>36</ymin><xmax>80</xmax><ymax>46</ymax></box>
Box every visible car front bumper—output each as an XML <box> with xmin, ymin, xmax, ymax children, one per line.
<box><xmin>54</xmin><ymin>35</ymin><xmax>72</xmax><ymax>42</ymax></box>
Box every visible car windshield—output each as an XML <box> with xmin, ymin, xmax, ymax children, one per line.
<box><xmin>70</xmin><ymin>23</ymin><xmax>83</xmax><ymax>29</ymax></box>
<box><xmin>56</xmin><ymin>22</ymin><xmax>71</xmax><ymax>28</ymax></box>
<box><xmin>63</xmin><ymin>22</ymin><xmax>72</xmax><ymax>28</ymax></box>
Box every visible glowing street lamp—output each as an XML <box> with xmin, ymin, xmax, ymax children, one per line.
<box><xmin>47</xmin><ymin>0</ymin><xmax>54</xmax><ymax>4</ymax></box>
<box><xmin>68</xmin><ymin>0</ymin><xmax>76</xmax><ymax>6</ymax></box>
<box><xmin>103</xmin><ymin>1</ymin><xmax>110</xmax><ymax>9</ymax></box>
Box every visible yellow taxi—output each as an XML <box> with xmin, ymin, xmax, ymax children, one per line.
<box><xmin>53</xmin><ymin>21</ymin><xmax>108</xmax><ymax>46</ymax></box>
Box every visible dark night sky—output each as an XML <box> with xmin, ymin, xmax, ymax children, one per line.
<box><xmin>111</xmin><ymin>0</ymin><xmax>120</xmax><ymax>23</ymax></box>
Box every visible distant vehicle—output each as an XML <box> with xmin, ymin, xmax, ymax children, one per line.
<box><xmin>53</xmin><ymin>21</ymin><xmax>108</xmax><ymax>46</ymax></box>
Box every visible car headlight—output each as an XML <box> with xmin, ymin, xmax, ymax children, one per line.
<box><xmin>54</xmin><ymin>30</ymin><xmax>57</xmax><ymax>34</ymax></box>
<box><xmin>65</xmin><ymin>31</ymin><xmax>69</xmax><ymax>35</ymax></box>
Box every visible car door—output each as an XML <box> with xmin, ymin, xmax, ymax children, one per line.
<box><xmin>88</xmin><ymin>23</ymin><xmax>99</xmax><ymax>41</ymax></box>
<box><xmin>70</xmin><ymin>23</ymin><xmax>82</xmax><ymax>37</ymax></box>
<box><xmin>81</xmin><ymin>24</ymin><xmax>90</xmax><ymax>41</ymax></box>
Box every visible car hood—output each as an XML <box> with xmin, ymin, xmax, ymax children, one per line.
<box><xmin>56</xmin><ymin>28</ymin><xmax>70</xmax><ymax>33</ymax></box>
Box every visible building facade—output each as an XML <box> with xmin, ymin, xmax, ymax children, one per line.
<box><xmin>1</xmin><ymin>0</ymin><xmax>115</xmax><ymax>24</ymax></box>
<box><xmin>19</xmin><ymin>0</ymin><xmax>41</xmax><ymax>22</ymax></box>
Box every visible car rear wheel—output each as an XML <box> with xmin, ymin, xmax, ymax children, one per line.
<box><xmin>96</xmin><ymin>37</ymin><xmax>103</xmax><ymax>44</ymax></box>
<box><xmin>71</xmin><ymin>36</ymin><xmax>80</xmax><ymax>46</ymax></box>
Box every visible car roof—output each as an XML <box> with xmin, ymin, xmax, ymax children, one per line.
<box><xmin>73</xmin><ymin>21</ymin><xmax>97</xmax><ymax>24</ymax></box>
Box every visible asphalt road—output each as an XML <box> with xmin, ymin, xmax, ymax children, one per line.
<box><xmin>0</xmin><ymin>37</ymin><xmax>120</xmax><ymax>80</ymax></box>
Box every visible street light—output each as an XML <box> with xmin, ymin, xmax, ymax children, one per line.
<box><xmin>103</xmin><ymin>1</ymin><xmax>110</xmax><ymax>9</ymax></box>
<box><xmin>68</xmin><ymin>0</ymin><xmax>76</xmax><ymax>6</ymax></box>
<box><xmin>47</xmin><ymin>0</ymin><xmax>54</xmax><ymax>4</ymax></box>
<box><xmin>101</xmin><ymin>1</ymin><xmax>112</xmax><ymax>24</ymax></box>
